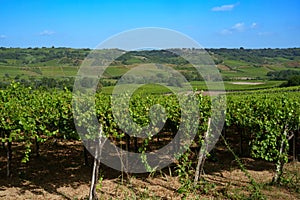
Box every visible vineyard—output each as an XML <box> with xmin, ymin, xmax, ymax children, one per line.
<box><xmin>0</xmin><ymin>81</ymin><xmax>299</xmax><ymax>199</ymax></box>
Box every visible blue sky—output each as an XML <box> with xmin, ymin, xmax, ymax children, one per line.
<box><xmin>0</xmin><ymin>0</ymin><xmax>299</xmax><ymax>48</ymax></box>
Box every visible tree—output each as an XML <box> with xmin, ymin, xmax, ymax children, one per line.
<box><xmin>286</xmin><ymin>75</ymin><xmax>300</xmax><ymax>86</ymax></box>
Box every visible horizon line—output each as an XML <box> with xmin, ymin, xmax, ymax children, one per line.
<box><xmin>1</xmin><ymin>46</ymin><xmax>300</xmax><ymax>50</ymax></box>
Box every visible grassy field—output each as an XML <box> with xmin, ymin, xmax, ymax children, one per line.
<box><xmin>0</xmin><ymin>63</ymin><xmax>287</xmax><ymax>93</ymax></box>
<box><xmin>188</xmin><ymin>80</ymin><xmax>284</xmax><ymax>91</ymax></box>
<box><xmin>101</xmin><ymin>83</ymin><xmax>175</xmax><ymax>95</ymax></box>
<box><xmin>99</xmin><ymin>81</ymin><xmax>285</xmax><ymax>95</ymax></box>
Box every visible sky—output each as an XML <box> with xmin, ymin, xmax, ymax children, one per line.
<box><xmin>0</xmin><ymin>0</ymin><xmax>299</xmax><ymax>49</ymax></box>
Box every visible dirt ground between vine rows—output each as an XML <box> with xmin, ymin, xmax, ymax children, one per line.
<box><xmin>0</xmin><ymin>140</ymin><xmax>299</xmax><ymax>199</ymax></box>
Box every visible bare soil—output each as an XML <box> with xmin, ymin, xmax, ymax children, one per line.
<box><xmin>0</xmin><ymin>140</ymin><xmax>299</xmax><ymax>199</ymax></box>
<box><xmin>217</xmin><ymin>65</ymin><xmax>232</xmax><ymax>71</ymax></box>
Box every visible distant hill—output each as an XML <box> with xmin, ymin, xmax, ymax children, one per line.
<box><xmin>0</xmin><ymin>47</ymin><xmax>300</xmax><ymax>80</ymax></box>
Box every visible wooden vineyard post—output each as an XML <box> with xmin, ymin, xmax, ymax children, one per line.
<box><xmin>273</xmin><ymin>125</ymin><xmax>289</xmax><ymax>184</ymax></box>
<box><xmin>7</xmin><ymin>140</ymin><xmax>12</xmax><ymax>177</ymax></box>
<box><xmin>89</xmin><ymin>137</ymin><xmax>101</xmax><ymax>200</ymax></box>
<box><xmin>194</xmin><ymin>118</ymin><xmax>211</xmax><ymax>186</ymax></box>
<box><xmin>89</xmin><ymin>126</ymin><xmax>105</xmax><ymax>200</ymax></box>
<box><xmin>89</xmin><ymin>143</ymin><xmax>101</xmax><ymax>200</ymax></box>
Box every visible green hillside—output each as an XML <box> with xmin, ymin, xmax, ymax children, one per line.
<box><xmin>1</xmin><ymin>47</ymin><xmax>300</xmax><ymax>91</ymax></box>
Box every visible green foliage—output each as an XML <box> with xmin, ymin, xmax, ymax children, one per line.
<box><xmin>0</xmin><ymin>82</ymin><xmax>65</xmax><ymax>162</ymax></box>
<box><xmin>1</xmin><ymin>78</ymin><xmax>299</xmax><ymax>190</ymax></box>
<box><xmin>278</xmin><ymin>167</ymin><xmax>300</xmax><ymax>193</ymax></box>
<box><xmin>267</xmin><ymin>69</ymin><xmax>300</xmax><ymax>80</ymax></box>
<box><xmin>221</xmin><ymin>135</ymin><xmax>265</xmax><ymax>199</ymax></box>
<box><xmin>285</xmin><ymin>75</ymin><xmax>300</xmax><ymax>86</ymax></box>
<box><xmin>176</xmin><ymin>149</ymin><xmax>195</xmax><ymax>194</ymax></box>
<box><xmin>208</xmin><ymin>48</ymin><xmax>300</xmax><ymax>65</ymax></box>
<box><xmin>226</xmin><ymin>91</ymin><xmax>300</xmax><ymax>182</ymax></box>
<box><xmin>0</xmin><ymin>47</ymin><xmax>89</xmax><ymax>67</ymax></box>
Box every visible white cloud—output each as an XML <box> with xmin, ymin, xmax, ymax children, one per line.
<box><xmin>212</xmin><ymin>4</ymin><xmax>236</xmax><ymax>11</ymax></box>
<box><xmin>39</xmin><ymin>30</ymin><xmax>55</xmax><ymax>36</ymax></box>
<box><xmin>232</xmin><ymin>22</ymin><xmax>245</xmax><ymax>32</ymax></box>
<box><xmin>220</xmin><ymin>29</ymin><xmax>232</xmax><ymax>35</ymax></box>
<box><xmin>251</xmin><ymin>22</ymin><xmax>257</xmax><ymax>29</ymax></box>
<box><xmin>220</xmin><ymin>22</ymin><xmax>257</xmax><ymax>35</ymax></box>
<box><xmin>0</xmin><ymin>35</ymin><xmax>6</xmax><ymax>39</ymax></box>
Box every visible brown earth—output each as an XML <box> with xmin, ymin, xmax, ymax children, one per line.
<box><xmin>0</xmin><ymin>140</ymin><xmax>299</xmax><ymax>199</ymax></box>
<box><xmin>217</xmin><ymin>65</ymin><xmax>232</xmax><ymax>71</ymax></box>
